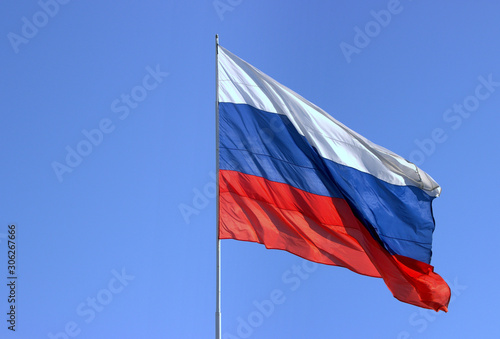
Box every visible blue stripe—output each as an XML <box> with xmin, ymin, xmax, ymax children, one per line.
<box><xmin>219</xmin><ymin>103</ymin><xmax>436</xmax><ymax>263</ymax></box>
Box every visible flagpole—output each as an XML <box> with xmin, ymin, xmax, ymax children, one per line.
<box><xmin>215</xmin><ymin>34</ymin><xmax>222</xmax><ymax>339</ymax></box>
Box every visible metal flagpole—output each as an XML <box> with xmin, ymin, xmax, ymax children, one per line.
<box><xmin>215</xmin><ymin>34</ymin><xmax>222</xmax><ymax>339</ymax></box>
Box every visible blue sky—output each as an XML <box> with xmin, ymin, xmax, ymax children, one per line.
<box><xmin>1</xmin><ymin>1</ymin><xmax>499</xmax><ymax>338</ymax></box>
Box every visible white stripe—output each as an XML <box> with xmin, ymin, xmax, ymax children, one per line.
<box><xmin>218</xmin><ymin>46</ymin><xmax>441</xmax><ymax>197</ymax></box>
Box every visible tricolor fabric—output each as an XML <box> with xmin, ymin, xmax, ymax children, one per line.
<box><xmin>217</xmin><ymin>45</ymin><xmax>450</xmax><ymax>311</ymax></box>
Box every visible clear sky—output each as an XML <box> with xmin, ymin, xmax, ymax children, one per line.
<box><xmin>1</xmin><ymin>1</ymin><xmax>499</xmax><ymax>338</ymax></box>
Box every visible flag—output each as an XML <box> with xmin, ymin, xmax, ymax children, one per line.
<box><xmin>217</xmin><ymin>45</ymin><xmax>450</xmax><ymax>311</ymax></box>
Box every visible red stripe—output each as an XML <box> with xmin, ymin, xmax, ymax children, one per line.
<box><xmin>219</xmin><ymin>170</ymin><xmax>450</xmax><ymax>311</ymax></box>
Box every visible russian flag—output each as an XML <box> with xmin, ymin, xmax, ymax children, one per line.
<box><xmin>217</xmin><ymin>46</ymin><xmax>450</xmax><ymax>311</ymax></box>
